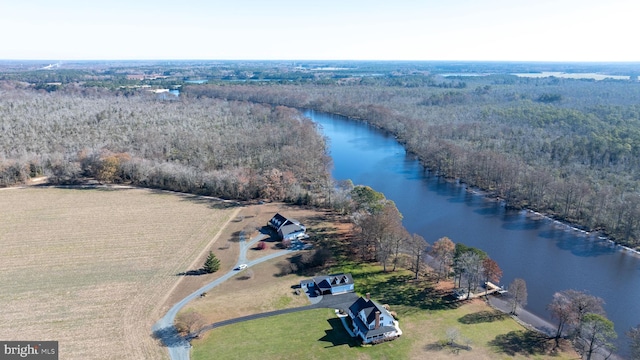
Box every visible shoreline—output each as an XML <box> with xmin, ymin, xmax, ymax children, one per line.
<box><xmin>486</xmin><ymin>295</ymin><xmax>623</xmax><ymax>360</ymax></box>
<box><xmin>462</xmin><ymin>183</ymin><xmax>640</xmax><ymax>258</ymax></box>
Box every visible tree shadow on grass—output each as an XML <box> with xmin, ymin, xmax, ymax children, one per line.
<box><xmin>228</xmin><ymin>230</ymin><xmax>242</xmax><ymax>243</ymax></box>
<box><xmin>424</xmin><ymin>341</ymin><xmax>472</xmax><ymax>355</ymax></box>
<box><xmin>259</xmin><ymin>226</ymin><xmax>277</xmax><ymax>239</ymax></box>
<box><xmin>489</xmin><ymin>330</ymin><xmax>553</xmax><ymax>356</ymax></box>
<box><xmin>357</xmin><ymin>272</ymin><xmax>462</xmax><ymax>311</ymax></box>
<box><xmin>151</xmin><ymin>326</ymin><xmax>188</xmax><ymax>348</ymax></box>
<box><xmin>318</xmin><ymin>318</ymin><xmax>358</xmax><ymax>348</ymax></box>
<box><xmin>305</xmin><ymin>218</ymin><xmax>354</xmax><ymax>261</ymax></box>
<box><xmin>176</xmin><ymin>269</ymin><xmax>206</xmax><ymax>276</ymax></box>
<box><xmin>148</xmin><ymin>189</ymin><xmax>240</xmax><ymax>210</ymax></box>
<box><xmin>458</xmin><ymin>310</ymin><xmax>507</xmax><ymax>324</ymax></box>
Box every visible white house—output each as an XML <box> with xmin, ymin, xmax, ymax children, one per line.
<box><xmin>268</xmin><ymin>213</ymin><xmax>307</xmax><ymax>241</ymax></box>
<box><xmin>348</xmin><ymin>294</ymin><xmax>401</xmax><ymax>344</ymax></box>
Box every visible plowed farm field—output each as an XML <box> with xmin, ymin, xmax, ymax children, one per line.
<box><xmin>0</xmin><ymin>186</ymin><xmax>238</xmax><ymax>360</ymax></box>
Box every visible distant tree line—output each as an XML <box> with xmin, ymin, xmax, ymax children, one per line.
<box><xmin>186</xmin><ymin>76</ymin><xmax>640</xmax><ymax>249</ymax></box>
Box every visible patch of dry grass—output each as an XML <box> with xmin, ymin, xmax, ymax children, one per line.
<box><xmin>0</xmin><ymin>187</ymin><xmax>238</xmax><ymax>360</ymax></box>
<box><xmin>181</xmin><ymin>259</ymin><xmax>311</xmax><ymax>325</ymax></box>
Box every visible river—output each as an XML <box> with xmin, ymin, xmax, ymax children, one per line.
<box><xmin>306</xmin><ymin>109</ymin><xmax>640</xmax><ymax>358</ymax></box>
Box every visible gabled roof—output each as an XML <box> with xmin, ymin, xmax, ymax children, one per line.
<box><xmin>279</xmin><ymin>223</ymin><xmax>305</xmax><ymax>237</ymax></box>
<box><xmin>269</xmin><ymin>213</ymin><xmax>304</xmax><ymax>231</ymax></box>
<box><xmin>348</xmin><ymin>296</ymin><xmax>391</xmax><ymax>326</ymax></box>
<box><xmin>268</xmin><ymin>213</ymin><xmax>289</xmax><ymax>229</ymax></box>
<box><xmin>313</xmin><ymin>273</ymin><xmax>354</xmax><ymax>291</ymax></box>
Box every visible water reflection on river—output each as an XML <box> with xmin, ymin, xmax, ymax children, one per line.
<box><xmin>306</xmin><ymin>109</ymin><xmax>640</xmax><ymax>358</ymax></box>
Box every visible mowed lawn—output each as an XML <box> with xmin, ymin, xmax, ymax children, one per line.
<box><xmin>191</xmin><ymin>302</ymin><xmax>567</xmax><ymax>360</ymax></box>
<box><xmin>192</xmin><ymin>264</ymin><xmax>579</xmax><ymax>360</ymax></box>
<box><xmin>0</xmin><ymin>187</ymin><xmax>237</xmax><ymax>360</ymax></box>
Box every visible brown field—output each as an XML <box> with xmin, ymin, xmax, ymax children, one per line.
<box><xmin>0</xmin><ymin>186</ymin><xmax>240</xmax><ymax>360</ymax></box>
<box><xmin>181</xmin><ymin>260</ymin><xmax>311</xmax><ymax>324</ymax></box>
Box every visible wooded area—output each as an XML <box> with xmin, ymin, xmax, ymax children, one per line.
<box><xmin>0</xmin><ymin>81</ymin><xmax>331</xmax><ymax>203</ymax></box>
<box><xmin>186</xmin><ymin>74</ymin><xmax>640</xmax><ymax>249</ymax></box>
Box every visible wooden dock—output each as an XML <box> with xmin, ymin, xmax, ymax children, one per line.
<box><xmin>483</xmin><ymin>282</ymin><xmax>507</xmax><ymax>296</ymax></box>
<box><xmin>454</xmin><ymin>282</ymin><xmax>507</xmax><ymax>300</ymax></box>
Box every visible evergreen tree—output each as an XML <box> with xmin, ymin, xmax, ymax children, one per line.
<box><xmin>203</xmin><ymin>251</ymin><xmax>220</xmax><ymax>273</ymax></box>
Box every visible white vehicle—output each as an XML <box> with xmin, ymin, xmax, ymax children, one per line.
<box><xmin>236</xmin><ymin>264</ymin><xmax>248</xmax><ymax>270</ymax></box>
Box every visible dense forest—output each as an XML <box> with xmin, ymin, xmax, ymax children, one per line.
<box><xmin>185</xmin><ymin>74</ymin><xmax>640</xmax><ymax>249</ymax></box>
<box><xmin>0</xmin><ymin>81</ymin><xmax>331</xmax><ymax>203</ymax></box>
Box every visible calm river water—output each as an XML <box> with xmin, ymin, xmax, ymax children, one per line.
<box><xmin>306</xmin><ymin>109</ymin><xmax>640</xmax><ymax>358</ymax></box>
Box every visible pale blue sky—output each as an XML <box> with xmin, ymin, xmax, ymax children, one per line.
<box><xmin>1</xmin><ymin>0</ymin><xmax>638</xmax><ymax>61</ymax></box>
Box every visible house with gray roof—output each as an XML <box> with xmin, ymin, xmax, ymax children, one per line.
<box><xmin>268</xmin><ymin>213</ymin><xmax>307</xmax><ymax>241</ymax></box>
<box><xmin>301</xmin><ymin>273</ymin><xmax>355</xmax><ymax>295</ymax></box>
<box><xmin>347</xmin><ymin>293</ymin><xmax>401</xmax><ymax>344</ymax></box>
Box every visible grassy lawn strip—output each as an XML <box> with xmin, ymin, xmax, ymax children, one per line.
<box><xmin>191</xmin><ymin>262</ymin><xmax>577</xmax><ymax>359</ymax></box>
<box><xmin>191</xmin><ymin>308</ymin><xmax>410</xmax><ymax>360</ymax></box>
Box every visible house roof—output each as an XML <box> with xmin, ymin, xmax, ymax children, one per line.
<box><xmin>313</xmin><ymin>273</ymin><xmax>354</xmax><ymax>291</ymax></box>
<box><xmin>349</xmin><ymin>305</ymin><xmax>396</xmax><ymax>338</ymax></box>
<box><xmin>269</xmin><ymin>213</ymin><xmax>303</xmax><ymax>230</ymax></box>
<box><xmin>269</xmin><ymin>213</ymin><xmax>289</xmax><ymax>228</ymax></box>
<box><xmin>278</xmin><ymin>223</ymin><xmax>305</xmax><ymax>237</ymax></box>
<box><xmin>348</xmin><ymin>296</ymin><xmax>392</xmax><ymax>326</ymax></box>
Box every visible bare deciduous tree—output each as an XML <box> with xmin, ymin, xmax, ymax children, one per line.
<box><xmin>508</xmin><ymin>278</ymin><xmax>527</xmax><ymax>315</ymax></box>
<box><xmin>405</xmin><ymin>233</ymin><xmax>428</xmax><ymax>279</ymax></box>
<box><xmin>175</xmin><ymin>311</ymin><xmax>206</xmax><ymax>336</ymax></box>
<box><xmin>456</xmin><ymin>252</ymin><xmax>484</xmax><ymax>300</ymax></box>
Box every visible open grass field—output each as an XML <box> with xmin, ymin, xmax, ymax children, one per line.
<box><xmin>192</xmin><ymin>300</ymin><xmax>577</xmax><ymax>360</ymax></box>
<box><xmin>0</xmin><ymin>186</ymin><xmax>239</xmax><ymax>360</ymax></box>
<box><xmin>191</xmin><ymin>264</ymin><xmax>579</xmax><ymax>360</ymax></box>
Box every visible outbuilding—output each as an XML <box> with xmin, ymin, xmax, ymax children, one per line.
<box><xmin>301</xmin><ymin>273</ymin><xmax>355</xmax><ymax>295</ymax></box>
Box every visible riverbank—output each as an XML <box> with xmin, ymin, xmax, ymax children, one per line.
<box><xmin>486</xmin><ymin>295</ymin><xmax>622</xmax><ymax>360</ymax></box>
<box><xmin>463</xmin><ymin>184</ymin><xmax>640</xmax><ymax>258</ymax></box>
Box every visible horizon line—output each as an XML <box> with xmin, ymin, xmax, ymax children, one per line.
<box><xmin>2</xmin><ymin>59</ymin><xmax>640</xmax><ymax>64</ymax></box>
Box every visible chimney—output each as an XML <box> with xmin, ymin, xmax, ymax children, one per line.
<box><xmin>375</xmin><ymin>311</ymin><xmax>380</xmax><ymax>329</ymax></box>
<box><xmin>366</xmin><ymin>293</ymin><xmax>370</xmax><ymax>301</ymax></box>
